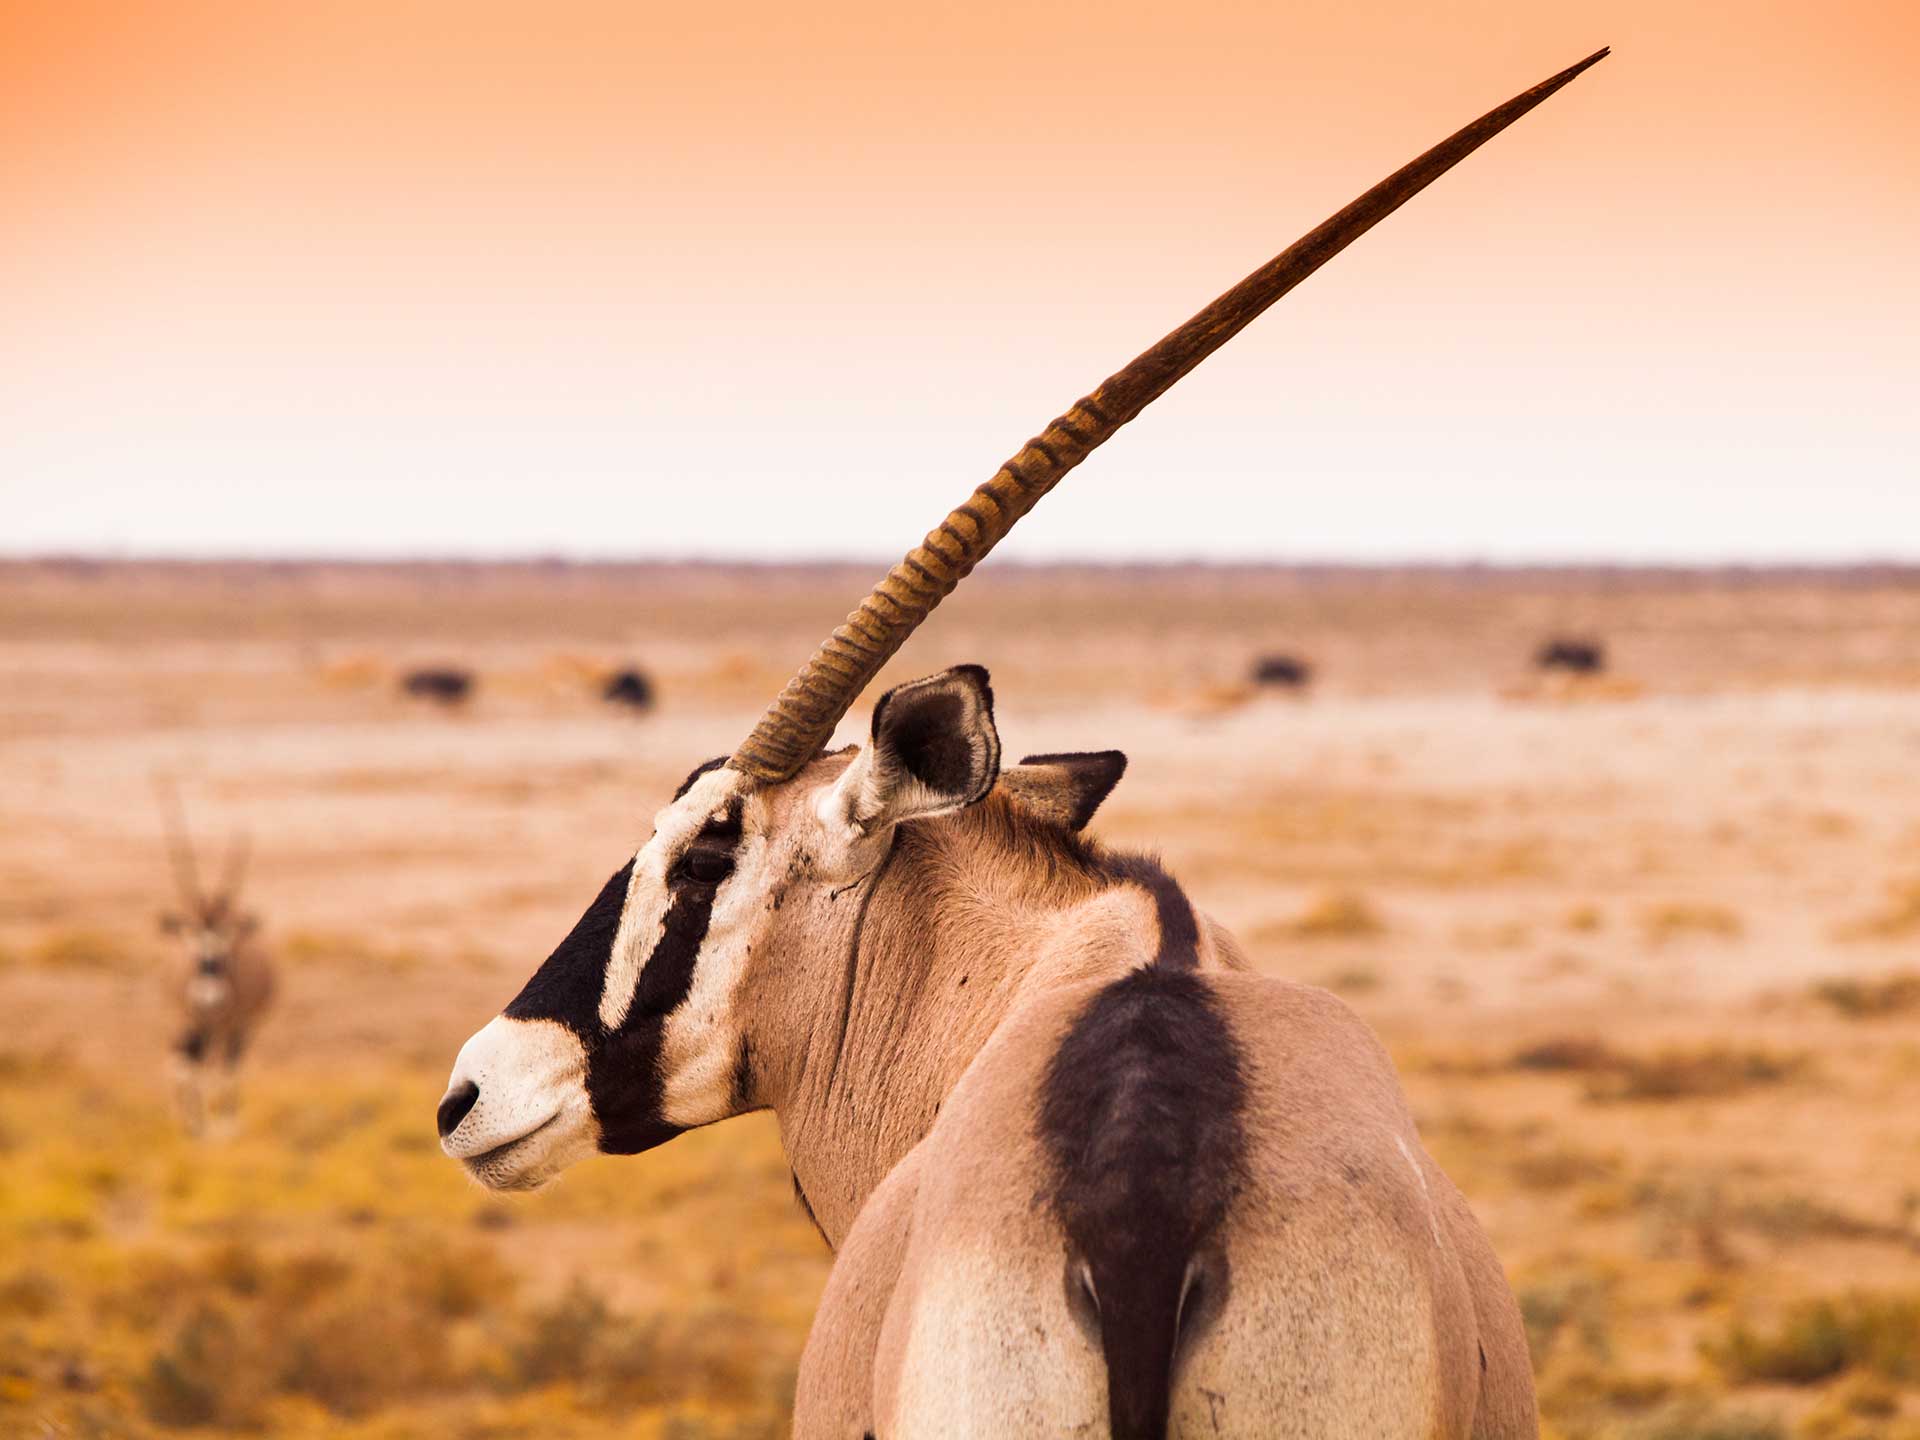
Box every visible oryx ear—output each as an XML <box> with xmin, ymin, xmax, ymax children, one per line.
<box><xmin>829</xmin><ymin>666</ymin><xmax>1001</xmax><ymax>831</ymax></box>
<box><xmin>1000</xmin><ymin>751</ymin><xmax>1128</xmax><ymax>831</ymax></box>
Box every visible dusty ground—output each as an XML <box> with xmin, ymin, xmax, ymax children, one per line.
<box><xmin>4</xmin><ymin>560</ymin><xmax>1919</xmax><ymax>1439</ymax></box>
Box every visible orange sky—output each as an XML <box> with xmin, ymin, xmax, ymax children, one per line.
<box><xmin>3</xmin><ymin>1</ymin><xmax>1915</xmax><ymax>559</ymax></box>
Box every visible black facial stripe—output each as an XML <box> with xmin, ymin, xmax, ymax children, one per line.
<box><xmin>628</xmin><ymin>881</ymin><xmax>718</xmax><ymax>1017</ymax></box>
<box><xmin>502</xmin><ymin>856</ymin><xmax>718</xmax><ymax>1031</ymax></box>
<box><xmin>698</xmin><ymin>802</ymin><xmax>743</xmax><ymax>843</ymax></box>
<box><xmin>589</xmin><ymin>1014</ymin><xmax>683</xmax><ymax>1155</ymax></box>
<box><xmin>674</xmin><ymin>799</ymin><xmax>744</xmax><ymax>882</ymax></box>
<box><xmin>504</xmin><ymin>858</ymin><xmax>635</xmax><ymax>1031</ymax></box>
<box><xmin>636</xmin><ymin>798</ymin><xmax>742</xmax><ymax>1018</ymax></box>
<box><xmin>589</xmin><ymin>874</ymin><xmax>726</xmax><ymax>1154</ymax></box>
<box><xmin>503</xmin><ymin>779</ymin><xmax>746</xmax><ymax>1160</ymax></box>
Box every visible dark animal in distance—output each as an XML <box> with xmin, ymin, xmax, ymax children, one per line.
<box><xmin>602</xmin><ymin>668</ymin><xmax>655</xmax><ymax>711</ymax></box>
<box><xmin>435</xmin><ymin>47</ymin><xmax>1610</xmax><ymax>1439</ymax></box>
<box><xmin>1250</xmin><ymin>653</ymin><xmax>1313</xmax><ymax>689</ymax></box>
<box><xmin>401</xmin><ymin>667</ymin><xmax>474</xmax><ymax>704</ymax></box>
<box><xmin>156</xmin><ymin>784</ymin><xmax>275</xmax><ymax>1137</ymax></box>
<box><xmin>1535</xmin><ymin>638</ymin><xmax>1606</xmax><ymax>675</ymax></box>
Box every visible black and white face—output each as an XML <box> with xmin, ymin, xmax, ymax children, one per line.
<box><xmin>162</xmin><ymin>904</ymin><xmax>255</xmax><ymax>1012</ymax></box>
<box><xmin>436</xmin><ymin>666</ymin><xmax>1003</xmax><ymax>1191</ymax></box>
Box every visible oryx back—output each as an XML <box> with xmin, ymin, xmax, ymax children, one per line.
<box><xmin>803</xmin><ymin>860</ymin><xmax>1530</xmax><ymax>1440</ymax></box>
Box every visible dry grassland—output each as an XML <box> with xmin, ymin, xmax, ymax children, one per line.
<box><xmin>4</xmin><ymin>561</ymin><xmax>1920</xmax><ymax>1439</ymax></box>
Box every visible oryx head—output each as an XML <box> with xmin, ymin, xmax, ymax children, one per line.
<box><xmin>438</xmin><ymin>665</ymin><xmax>1027</xmax><ymax>1188</ymax></box>
<box><xmin>155</xmin><ymin>781</ymin><xmax>256</xmax><ymax>1012</ymax></box>
<box><xmin>435</xmin><ymin>48</ymin><xmax>1608</xmax><ymax>1189</ymax></box>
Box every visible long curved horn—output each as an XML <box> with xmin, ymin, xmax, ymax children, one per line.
<box><xmin>154</xmin><ymin>775</ymin><xmax>204</xmax><ymax>909</ymax></box>
<box><xmin>731</xmin><ymin>47</ymin><xmax>1608</xmax><ymax>781</ymax></box>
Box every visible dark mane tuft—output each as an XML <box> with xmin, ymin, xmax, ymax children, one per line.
<box><xmin>1038</xmin><ymin>968</ymin><xmax>1249</xmax><ymax>1440</ymax></box>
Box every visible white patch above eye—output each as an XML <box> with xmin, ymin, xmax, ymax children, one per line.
<box><xmin>598</xmin><ymin>766</ymin><xmax>747</xmax><ymax>1032</ymax></box>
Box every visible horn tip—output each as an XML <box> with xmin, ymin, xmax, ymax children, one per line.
<box><xmin>1522</xmin><ymin>46</ymin><xmax>1609</xmax><ymax>110</ymax></box>
<box><xmin>1561</xmin><ymin>46</ymin><xmax>1611</xmax><ymax>81</ymax></box>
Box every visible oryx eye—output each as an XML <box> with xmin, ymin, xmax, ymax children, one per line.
<box><xmin>677</xmin><ymin>849</ymin><xmax>735</xmax><ymax>886</ymax></box>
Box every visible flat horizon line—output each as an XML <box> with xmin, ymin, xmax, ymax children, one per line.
<box><xmin>7</xmin><ymin>552</ymin><xmax>1920</xmax><ymax>580</ymax></box>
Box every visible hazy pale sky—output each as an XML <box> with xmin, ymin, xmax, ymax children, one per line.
<box><xmin>3</xmin><ymin>1</ymin><xmax>1915</xmax><ymax>561</ymax></box>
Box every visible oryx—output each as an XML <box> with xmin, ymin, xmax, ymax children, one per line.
<box><xmin>400</xmin><ymin>666</ymin><xmax>475</xmax><ymax>705</ymax></box>
<box><xmin>1535</xmin><ymin>638</ymin><xmax>1606</xmax><ymax>675</ymax></box>
<box><xmin>157</xmin><ymin>786</ymin><xmax>275</xmax><ymax>1136</ymax></box>
<box><xmin>439</xmin><ymin>48</ymin><xmax>1607</xmax><ymax>1438</ymax></box>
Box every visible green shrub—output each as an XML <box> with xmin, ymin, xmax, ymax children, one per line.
<box><xmin>1519</xmin><ymin>1271</ymin><xmax>1613</xmax><ymax>1370</ymax></box>
<box><xmin>1708</xmin><ymin>1292</ymin><xmax>1920</xmax><ymax>1385</ymax></box>
<box><xmin>1595</xmin><ymin>1047</ymin><xmax>1805</xmax><ymax>1103</ymax></box>
<box><xmin>1813</xmin><ymin>972</ymin><xmax>1920</xmax><ymax>1018</ymax></box>
<box><xmin>1626</xmin><ymin>1400</ymin><xmax>1786</xmax><ymax>1440</ymax></box>
<box><xmin>138</xmin><ymin>1302</ymin><xmax>269</xmax><ymax>1428</ymax></box>
<box><xmin>506</xmin><ymin>1280</ymin><xmax>618</xmax><ymax>1389</ymax></box>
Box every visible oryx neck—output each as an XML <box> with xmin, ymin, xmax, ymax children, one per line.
<box><xmin>776</xmin><ymin>795</ymin><xmax>1191</xmax><ymax>1246</ymax></box>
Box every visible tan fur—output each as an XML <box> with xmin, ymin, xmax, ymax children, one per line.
<box><xmin>447</xmin><ymin>730</ymin><xmax>1533</xmax><ymax>1436</ymax></box>
<box><xmin>704</xmin><ymin>760</ymin><xmax>1536</xmax><ymax>1438</ymax></box>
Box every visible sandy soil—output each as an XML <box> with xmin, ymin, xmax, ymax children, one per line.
<box><xmin>4</xmin><ymin>560</ymin><xmax>1918</xmax><ymax>1438</ymax></box>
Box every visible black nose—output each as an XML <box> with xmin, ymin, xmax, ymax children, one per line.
<box><xmin>436</xmin><ymin>1080</ymin><xmax>479</xmax><ymax>1138</ymax></box>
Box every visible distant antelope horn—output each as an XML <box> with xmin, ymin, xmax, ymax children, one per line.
<box><xmin>730</xmin><ymin>48</ymin><xmax>1608</xmax><ymax>781</ymax></box>
<box><xmin>154</xmin><ymin>776</ymin><xmax>204</xmax><ymax>909</ymax></box>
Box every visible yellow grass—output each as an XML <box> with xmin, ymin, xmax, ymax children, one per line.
<box><xmin>28</xmin><ymin>927</ymin><xmax>147</xmax><ymax>973</ymax></box>
<box><xmin>8</xmin><ymin>561</ymin><xmax>1920</xmax><ymax>1437</ymax></box>
<box><xmin>1811</xmin><ymin>971</ymin><xmax>1920</xmax><ymax>1019</ymax></box>
<box><xmin>1640</xmin><ymin>903</ymin><xmax>1746</xmax><ymax>944</ymax></box>
<box><xmin>0</xmin><ymin>1059</ymin><xmax>823</xmax><ymax>1438</ymax></box>
<box><xmin>1283</xmin><ymin>890</ymin><xmax>1387</xmax><ymax>940</ymax></box>
<box><xmin>1834</xmin><ymin>878</ymin><xmax>1920</xmax><ymax>942</ymax></box>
